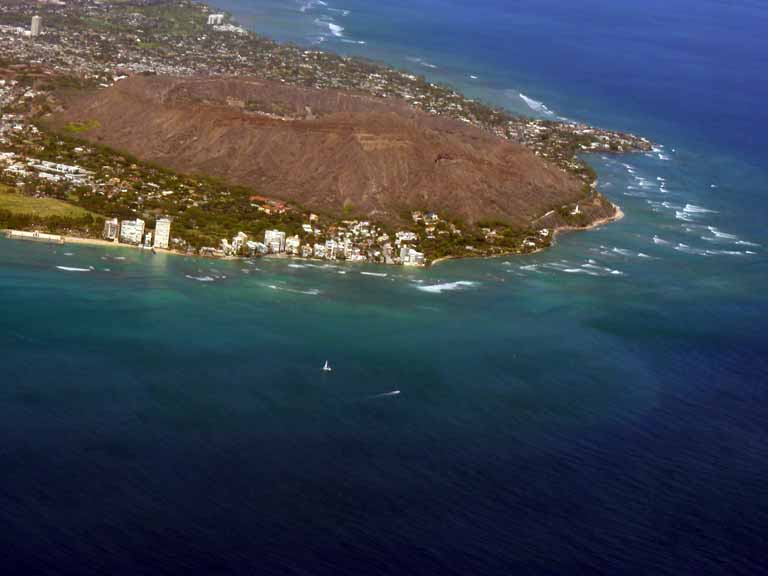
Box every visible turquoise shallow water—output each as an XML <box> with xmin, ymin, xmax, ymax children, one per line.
<box><xmin>2</xmin><ymin>0</ymin><xmax>768</xmax><ymax>572</ymax></box>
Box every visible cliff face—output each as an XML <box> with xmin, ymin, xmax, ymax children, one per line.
<box><xmin>51</xmin><ymin>75</ymin><xmax>589</xmax><ymax>227</ymax></box>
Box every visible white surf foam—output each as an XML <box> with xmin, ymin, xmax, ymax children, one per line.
<box><xmin>266</xmin><ymin>284</ymin><xmax>321</xmax><ymax>296</ymax></box>
<box><xmin>684</xmin><ymin>204</ymin><xmax>717</xmax><ymax>214</ymax></box>
<box><xmin>406</xmin><ymin>56</ymin><xmax>438</xmax><ymax>69</ymax></box>
<box><xmin>416</xmin><ymin>280</ymin><xmax>479</xmax><ymax>294</ymax></box>
<box><xmin>706</xmin><ymin>249</ymin><xmax>749</xmax><ymax>256</ymax></box>
<box><xmin>706</xmin><ymin>226</ymin><xmax>738</xmax><ymax>240</ymax></box>
<box><xmin>56</xmin><ymin>266</ymin><xmax>91</xmax><ymax>272</ymax></box>
<box><xmin>360</xmin><ymin>271</ymin><xmax>388</xmax><ymax>277</ymax></box>
<box><xmin>518</xmin><ymin>93</ymin><xmax>555</xmax><ymax>116</ymax></box>
<box><xmin>674</xmin><ymin>243</ymin><xmax>709</xmax><ymax>256</ymax></box>
<box><xmin>327</xmin><ymin>22</ymin><xmax>344</xmax><ymax>37</ymax></box>
<box><xmin>186</xmin><ymin>274</ymin><xmax>215</xmax><ymax>282</ymax></box>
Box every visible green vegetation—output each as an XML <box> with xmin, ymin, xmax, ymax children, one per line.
<box><xmin>63</xmin><ymin>120</ymin><xmax>101</xmax><ymax>134</ymax></box>
<box><xmin>0</xmin><ymin>185</ymin><xmax>103</xmax><ymax>236</ymax></box>
<box><xmin>134</xmin><ymin>4</ymin><xmax>206</xmax><ymax>36</ymax></box>
<box><xmin>0</xmin><ymin>186</ymin><xmax>95</xmax><ymax>219</ymax></box>
<box><xmin>3</xmin><ymin>125</ymin><xmax>310</xmax><ymax>250</ymax></box>
<box><xmin>0</xmin><ymin>208</ymin><xmax>103</xmax><ymax>237</ymax></box>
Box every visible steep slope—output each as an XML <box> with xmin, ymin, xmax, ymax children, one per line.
<box><xmin>51</xmin><ymin>75</ymin><xmax>591</xmax><ymax>227</ymax></box>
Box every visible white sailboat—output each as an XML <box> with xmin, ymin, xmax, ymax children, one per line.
<box><xmin>322</xmin><ymin>360</ymin><xmax>332</xmax><ymax>372</ymax></box>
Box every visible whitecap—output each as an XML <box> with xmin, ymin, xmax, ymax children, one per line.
<box><xmin>186</xmin><ymin>274</ymin><xmax>215</xmax><ymax>282</ymax></box>
<box><xmin>674</xmin><ymin>243</ymin><xmax>709</xmax><ymax>256</ymax></box>
<box><xmin>327</xmin><ymin>22</ymin><xmax>344</xmax><ymax>37</ymax></box>
<box><xmin>684</xmin><ymin>204</ymin><xmax>717</xmax><ymax>214</ymax></box>
<box><xmin>360</xmin><ymin>271</ymin><xmax>388</xmax><ymax>277</ymax></box>
<box><xmin>518</xmin><ymin>93</ymin><xmax>555</xmax><ymax>116</ymax></box>
<box><xmin>612</xmin><ymin>247</ymin><xmax>634</xmax><ymax>257</ymax></box>
<box><xmin>653</xmin><ymin>235</ymin><xmax>671</xmax><ymax>245</ymax></box>
<box><xmin>265</xmin><ymin>283</ymin><xmax>320</xmax><ymax>295</ymax></box>
<box><xmin>416</xmin><ymin>280</ymin><xmax>479</xmax><ymax>294</ymax></box>
<box><xmin>707</xmin><ymin>226</ymin><xmax>738</xmax><ymax>240</ymax></box>
<box><xmin>56</xmin><ymin>266</ymin><xmax>91</xmax><ymax>272</ymax></box>
<box><xmin>406</xmin><ymin>56</ymin><xmax>438</xmax><ymax>69</ymax></box>
<box><xmin>706</xmin><ymin>249</ymin><xmax>748</xmax><ymax>256</ymax></box>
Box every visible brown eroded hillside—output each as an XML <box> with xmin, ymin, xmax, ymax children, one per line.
<box><xmin>50</xmin><ymin>75</ymin><xmax>592</xmax><ymax>227</ymax></box>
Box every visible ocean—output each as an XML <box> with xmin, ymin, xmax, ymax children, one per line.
<box><xmin>1</xmin><ymin>0</ymin><xmax>767</xmax><ymax>573</ymax></box>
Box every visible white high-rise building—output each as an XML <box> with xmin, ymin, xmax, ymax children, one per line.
<box><xmin>286</xmin><ymin>235</ymin><xmax>301</xmax><ymax>255</ymax></box>
<box><xmin>401</xmin><ymin>247</ymin><xmax>426</xmax><ymax>266</ymax></box>
<box><xmin>232</xmin><ymin>231</ymin><xmax>248</xmax><ymax>253</ymax></box>
<box><xmin>264</xmin><ymin>229</ymin><xmax>286</xmax><ymax>253</ymax></box>
<box><xmin>120</xmin><ymin>218</ymin><xmax>145</xmax><ymax>245</ymax></box>
<box><xmin>30</xmin><ymin>15</ymin><xmax>42</xmax><ymax>37</ymax></box>
<box><xmin>153</xmin><ymin>218</ymin><xmax>172</xmax><ymax>250</ymax></box>
<box><xmin>103</xmin><ymin>217</ymin><xmax>119</xmax><ymax>241</ymax></box>
<box><xmin>207</xmin><ymin>13</ymin><xmax>225</xmax><ymax>25</ymax></box>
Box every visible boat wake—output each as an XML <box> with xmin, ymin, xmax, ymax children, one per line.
<box><xmin>367</xmin><ymin>390</ymin><xmax>401</xmax><ymax>399</ymax></box>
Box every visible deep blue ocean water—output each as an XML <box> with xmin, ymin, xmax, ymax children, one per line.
<box><xmin>1</xmin><ymin>1</ymin><xmax>767</xmax><ymax>573</ymax></box>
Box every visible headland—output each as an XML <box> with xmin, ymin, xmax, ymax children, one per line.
<box><xmin>0</xmin><ymin>0</ymin><xmax>650</xmax><ymax>265</ymax></box>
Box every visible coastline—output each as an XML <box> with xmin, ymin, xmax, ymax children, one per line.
<box><xmin>62</xmin><ymin>235</ymin><xmax>188</xmax><ymax>257</ymax></box>
<box><xmin>431</xmin><ymin>201</ymin><xmax>625</xmax><ymax>267</ymax></box>
<box><xmin>5</xmin><ymin>202</ymin><xmax>625</xmax><ymax>267</ymax></box>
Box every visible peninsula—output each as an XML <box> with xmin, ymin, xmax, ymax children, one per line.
<box><xmin>0</xmin><ymin>0</ymin><xmax>652</xmax><ymax>264</ymax></box>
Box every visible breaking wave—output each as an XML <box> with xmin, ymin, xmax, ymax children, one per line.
<box><xmin>518</xmin><ymin>93</ymin><xmax>555</xmax><ymax>116</ymax></box>
<box><xmin>684</xmin><ymin>204</ymin><xmax>717</xmax><ymax>214</ymax></box>
<box><xmin>406</xmin><ymin>56</ymin><xmax>438</xmax><ymax>69</ymax></box>
<box><xmin>416</xmin><ymin>280</ymin><xmax>479</xmax><ymax>294</ymax></box>
<box><xmin>265</xmin><ymin>283</ymin><xmax>321</xmax><ymax>296</ymax></box>
<box><xmin>56</xmin><ymin>266</ymin><xmax>91</xmax><ymax>272</ymax></box>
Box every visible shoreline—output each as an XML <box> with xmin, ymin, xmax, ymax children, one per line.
<box><xmin>61</xmin><ymin>235</ymin><xmax>190</xmax><ymax>258</ymax></box>
<box><xmin>5</xmin><ymin>203</ymin><xmax>625</xmax><ymax>267</ymax></box>
<box><xmin>431</xmin><ymin>202</ymin><xmax>625</xmax><ymax>267</ymax></box>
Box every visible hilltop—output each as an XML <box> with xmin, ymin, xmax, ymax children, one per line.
<box><xmin>49</xmin><ymin>75</ymin><xmax>594</xmax><ymax>228</ymax></box>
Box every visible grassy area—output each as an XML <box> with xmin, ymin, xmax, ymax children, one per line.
<box><xmin>135</xmin><ymin>4</ymin><xmax>206</xmax><ymax>35</ymax></box>
<box><xmin>63</xmin><ymin>120</ymin><xmax>101</xmax><ymax>134</ymax></box>
<box><xmin>0</xmin><ymin>187</ymin><xmax>94</xmax><ymax>218</ymax></box>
